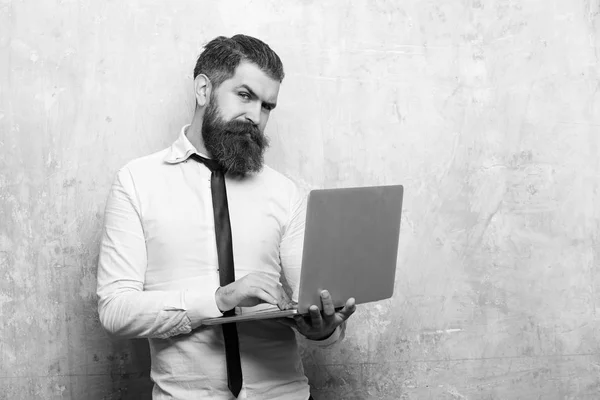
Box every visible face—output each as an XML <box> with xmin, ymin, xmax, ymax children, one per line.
<box><xmin>201</xmin><ymin>61</ymin><xmax>281</xmax><ymax>177</ymax></box>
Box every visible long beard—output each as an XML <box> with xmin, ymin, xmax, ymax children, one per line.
<box><xmin>201</xmin><ymin>100</ymin><xmax>270</xmax><ymax>178</ymax></box>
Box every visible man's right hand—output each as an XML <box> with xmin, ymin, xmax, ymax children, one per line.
<box><xmin>215</xmin><ymin>273</ymin><xmax>293</xmax><ymax>312</ymax></box>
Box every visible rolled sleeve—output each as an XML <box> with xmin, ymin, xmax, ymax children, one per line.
<box><xmin>97</xmin><ymin>167</ymin><xmax>222</xmax><ymax>339</ymax></box>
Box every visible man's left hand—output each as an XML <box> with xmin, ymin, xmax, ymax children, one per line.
<box><xmin>279</xmin><ymin>290</ymin><xmax>356</xmax><ymax>341</ymax></box>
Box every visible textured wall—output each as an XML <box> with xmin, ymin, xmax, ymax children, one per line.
<box><xmin>1</xmin><ymin>1</ymin><xmax>600</xmax><ymax>399</ymax></box>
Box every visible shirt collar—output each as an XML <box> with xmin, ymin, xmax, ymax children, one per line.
<box><xmin>164</xmin><ymin>124</ymin><xmax>210</xmax><ymax>164</ymax></box>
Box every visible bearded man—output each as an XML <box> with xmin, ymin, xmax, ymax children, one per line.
<box><xmin>96</xmin><ymin>34</ymin><xmax>355</xmax><ymax>400</ymax></box>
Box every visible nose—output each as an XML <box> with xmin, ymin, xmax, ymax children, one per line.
<box><xmin>244</xmin><ymin>103</ymin><xmax>261</xmax><ymax>126</ymax></box>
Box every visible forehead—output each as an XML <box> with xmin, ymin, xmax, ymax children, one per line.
<box><xmin>220</xmin><ymin>61</ymin><xmax>280</xmax><ymax>102</ymax></box>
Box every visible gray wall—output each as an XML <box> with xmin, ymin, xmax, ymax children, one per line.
<box><xmin>1</xmin><ymin>1</ymin><xmax>599</xmax><ymax>399</ymax></box>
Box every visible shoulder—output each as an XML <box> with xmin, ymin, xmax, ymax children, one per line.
<box><xmin>109</xmin><ymin>147</ymin><xmax>171</xmax><ymax>196</ymax></box>
<box><xmin>119</xmin><ymin>148</ymin><xmax>170</xmax><ymax>177</ymax></box>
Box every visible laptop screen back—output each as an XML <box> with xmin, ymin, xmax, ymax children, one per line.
<box><xmin>296</xmin><ymin>185</ymin><xmax>404</xmax><ymax>313</ymax></box>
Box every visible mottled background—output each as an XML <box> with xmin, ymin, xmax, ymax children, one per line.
<box><xmin>1</xmin><ymin>0</ymin><xmax>600</xmax><ymax>399</ymax></box>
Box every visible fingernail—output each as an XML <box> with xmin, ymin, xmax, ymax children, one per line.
<box><xmin>321</xmin><ymin>290</ymin><xmax>330</xmax><ymax>297</ymax></box>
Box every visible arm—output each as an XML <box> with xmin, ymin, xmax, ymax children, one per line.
<box><xmin>279</xmin><ymin>184</ymin><xmax>355</xmax><ymax>346</ymax></box>
<box><xmin>96</xmin><ymin>168</ymin><xmax>222</xmax><ymax>340</ymax></box>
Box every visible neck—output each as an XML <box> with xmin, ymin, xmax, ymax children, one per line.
<box><xmin>187</xmin><ymin>108</ymin><xmax>210</xmax><ymax>157</ymax></box>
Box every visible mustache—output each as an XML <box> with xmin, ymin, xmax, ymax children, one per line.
<box><xmin>223</xmin><ymin>120</ymin><xmax>259</xmax><ymax>134</ymax></box>
<box><xmin>221</xmin><ymin>120</ymin><xmax>267</xmax><ymax>146</ymax></box>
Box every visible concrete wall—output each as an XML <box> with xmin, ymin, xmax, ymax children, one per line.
<box><xmin>1</xmin><ymin>1</ymin><xmax>599</xmax><ymax>399</ymax></box>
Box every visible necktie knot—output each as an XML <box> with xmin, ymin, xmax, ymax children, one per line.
<box><xmin>189</xmin><ymin>153</ymin><xmax>223</xmax><ymax>173</ymax></box>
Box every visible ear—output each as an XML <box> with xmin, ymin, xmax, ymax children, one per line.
<box><xmin>194</xmin><ymin>74</ymin><xmax>211</xmax><ymax>107</ymax></box>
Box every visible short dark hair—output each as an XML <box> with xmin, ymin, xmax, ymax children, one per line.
<box><xmin>193</xmin><ymin>34</ymin><xmax>284</xmax><ymax>88</ymax></box>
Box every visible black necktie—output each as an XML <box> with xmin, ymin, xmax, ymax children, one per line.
<box><xmin>189</xmin><ymin>153</ymin><xmax>243</xmax><ymax>398</ymax></box>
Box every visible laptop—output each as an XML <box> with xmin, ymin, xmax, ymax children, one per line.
<box><xmin>201</xmin><ymin>184</ymin><xmax>404</xmax><ymax>325</ymax></box>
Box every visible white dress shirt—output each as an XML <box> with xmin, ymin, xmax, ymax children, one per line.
<box><xmin>96</xmin><ymin>126</ymin><xmax>342</xmax><ymax>400</ymax></box>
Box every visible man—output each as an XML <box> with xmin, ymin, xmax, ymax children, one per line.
<box><xmin>96</xmin><ymin>34</ymin><xmax>356</xmax><ymax>400</ymax></box>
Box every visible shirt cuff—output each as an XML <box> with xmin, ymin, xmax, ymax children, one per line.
<box><xmin>184</xmin><ymin>285</ymin><xmax>223</xmax><ymax>329</ymax></box>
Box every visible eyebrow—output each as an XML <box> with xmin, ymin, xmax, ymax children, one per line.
<box><xmin>238</xmin><ymin>84</ymin><xmax>277</xmax><ymax>110</ymax></box>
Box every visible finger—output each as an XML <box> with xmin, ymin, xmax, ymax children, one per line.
<box><xmin>320</xmin><ymin>290</ymin><xmax>335</xmax><ymax>318</ymax></box>
<box><xmin>250</xmin><ymin>287</ymin><xmax>278</xmax><ymax>305</ymax></box>
<box><xmin>294</xmin><ymin>315</ymin><xmax>312</xmax><ymax>332</ymax></box>
<box><xmin>337</xmin><ymin>297</ymin><xmax>357</xmax><ymax>320</ymax></box>
<box><xmin>277</xmin><ymin>284</ymin><xmax>295</xmax><ymax>310</ymax></box>
<box><xmin>249</xmin><ymin>279</ymin><xmax>288</xmax><ymax>309</ymax></box>
<box><xmin>309</xmin><ymin>305</ymin><xmax>323</xmax><ymax>330</ymax></box>
<box><xmin>264</xmin><ymin>282</ymin><xmax>291</xmax><ymax>310</ymax></box>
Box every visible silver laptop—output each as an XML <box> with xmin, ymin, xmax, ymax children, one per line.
<box><xmin>201</xmin><ymin>184</ymin><xmax>404</xmax><ymax>325</ymax></box>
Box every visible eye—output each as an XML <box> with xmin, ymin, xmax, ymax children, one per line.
<box><xmin>238</xmin><ymin>92</ymin><xmax>251</xmax><ymax>100</ymax></box>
